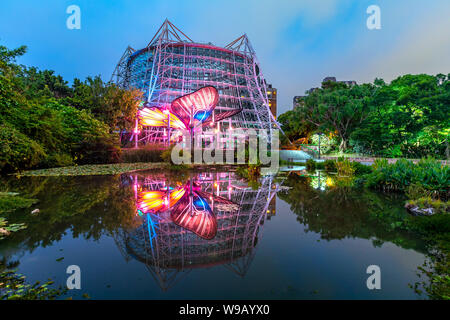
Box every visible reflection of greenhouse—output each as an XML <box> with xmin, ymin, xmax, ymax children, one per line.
<box><xmin>114</xmin><ymin>172</ymin><xmax>278</xmax><ymax>291</ymax></box>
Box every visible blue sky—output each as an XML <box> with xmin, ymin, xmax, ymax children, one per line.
<box><xmin>1</xmin><ymin>0</ymin><xmax>449</xmax><ymax>114</ymax></box>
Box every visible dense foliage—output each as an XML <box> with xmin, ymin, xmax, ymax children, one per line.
<box><xmin>363</xmin><ymin>158</ymin><xmax>449</xmax><ymax>199</ymax></box>
<box><xmin>0</xmin><ymin>43</ymin><xmax>142</xmax><ymax>173</ymax></box>
<box><xmin>280</xmin><ymin>75</ymin><xmax>449</xmax><ymax>158</ymax></box>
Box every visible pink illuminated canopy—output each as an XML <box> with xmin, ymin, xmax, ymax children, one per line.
<box><xmin>136</xmin><ymin>179</ymin><xmax>239</xmax><ymax>240</ymax></box>
<box><xmin>170</xmin><ymin>86</ymin><xmax>219</xmax><ymax>129</ymax></box>
<box><xmin>138</xmin><ymin>86</ymin><xmax>245</xmax><ymax>132</ymax></box>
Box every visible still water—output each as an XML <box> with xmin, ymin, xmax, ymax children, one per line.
<box><xmin>0</xmin><ymin>170</ymin><xmax>429</xmax><ymax>299</ymax></box>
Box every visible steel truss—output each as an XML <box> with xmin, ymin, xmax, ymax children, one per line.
<box><xmin>111</xmin><ymin>19</ymin><xmax>283</xmax><ymax>146</ymax></box>
<box><xmin>114</xmin><ymin>172</ymin><xmax>279</xmax><ymax>291</ymax></box>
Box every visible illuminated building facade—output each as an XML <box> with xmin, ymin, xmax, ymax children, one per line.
<box><xmin>111</xmin><ymin>20</ymin><xmax>280</xmax><ymax>145</ymax></box>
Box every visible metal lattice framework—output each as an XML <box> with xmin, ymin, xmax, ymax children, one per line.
<box><xmin>114</xmin><ymin>172</ymin><xmax>279</xmax><ymax>291</ymax></box>
<box><xmin>111</xmin><ymin>19</ymin><xmax>281</xmax><ymax>145</ymax></box>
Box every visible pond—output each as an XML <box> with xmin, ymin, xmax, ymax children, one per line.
<box><xmin>0</xmin><ymin>169</ymin><xmax>431</xmax><ymax>299</ymax></box>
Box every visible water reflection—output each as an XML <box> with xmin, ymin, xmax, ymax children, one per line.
<box><xmin>0</xmin><ymin>170</ymin><xmax>432</xmax><ymax>299</ymax></box>
<box><xmin>278</xmin><ymin>172</ymin><xmax>427</xmax><ymax>251</ymax></box>
<box><xmin>115</xmin><ymin>172</ymin><xmax>279</xmax><ymax>291</ymax></box>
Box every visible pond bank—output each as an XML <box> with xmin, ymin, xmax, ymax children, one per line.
<box><xmin>14</xmin><ymin>162</ymin><xmax>168</xmax><ymax>177</ymax></box>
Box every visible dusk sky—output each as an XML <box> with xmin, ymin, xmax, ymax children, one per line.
<box><xmin>1</xmin><ymin>0</ymin><xmax>449</xmax><ymax>114</ymax></box>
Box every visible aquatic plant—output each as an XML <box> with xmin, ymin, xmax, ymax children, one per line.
<box><xmin>363</xmin><ymin>158</ymin><xmax>449</xmax><ymax>199</ymax></box>
<box><xmin>0</xmin><ymin>193</ymin><xmax>38</xmax><ymax>214</ymax></box>
<box><xmin>412</xmin><ymin>241</ymin><xmax>450</xmax><ymax>300</ymax></box>
<box><xmin>16</xmin><ymin>162</ymin><xmax>166</xmax><ymax>177</ymax></box>
<box><xmin>0</xmin><ymin>193</ymin><xmax>35</xmax><ymax>239</ymax></box>
<box><xmin>406</xmin><ymin>197</ymin><xmax>449</xmax><ymax>215</ymax></box>
<box><xmin>0</xmin><ymin>269</ymin><xmax>67</xmax><ymax>300</ymax></box>
<box><xmin>335</xmin><ymin>158</ymin><xmax>355</xmax><ymax>176</ymax></box>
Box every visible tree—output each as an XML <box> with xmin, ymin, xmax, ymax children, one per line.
<box><xmin>350</xmin><ymin>74</ymin><xmax>450</xmax><ymax>158</ymax></box>
<box><xmin>0</xmin><ymin>42</ymin><xmax>137</xmax><ymax>172</ymax></box>
<box><xmin>67</xmin><ymin>76</ymin><xmax>142</xmax><ymax>133</ymax></box>
<box><xmin>277</xmin><ymin>108</ymin><xmax>314</xmax><ymax>145</ymax></box>
<box><xmin>298</xmin><ymin>81</ymin><xmax>375</xmax><ymax>152</ymax></box>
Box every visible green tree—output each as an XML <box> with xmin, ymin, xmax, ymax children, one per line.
<box><xmin>67</xmin><ymin>76</ymin><xmax>142</xmax><ymax>133</ymax></box>
<box><xmin>277</xmin><ymin>108</ymin><xmax>314</xmax><ymax>145</ymax></box>
<box><xmin>0</xmin><ymin>43</ymin><xmax>133</xmax><ymax>172</ymax></box>
<box><xmin>298</xmin><ymin>81</ymin><xmax>375</xmax><ymax>152</ymax></box>
<box><xmin>350</xmin><ymin>74</ymin><xmax>450</xmax><ymax>158</ymax></box>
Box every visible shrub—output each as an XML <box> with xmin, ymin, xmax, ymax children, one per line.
<box><xmin>77</xmin><ymin>137</ymin><xmax>121</xmax><ymax>164</ymax></box>
<box><xmin>160</xmin><ymin>144</ymin><xmax>188</xmax><ymax>165</ymax></box>
<box><xmin>373</xmin><ymin>158</ymin><xmax>389</xmax><ymax>170</ymax></box>
<box><xmin>121</xmin><ymin>145</ymin><xmax>164</xmax><ymax>163</ymax></box>
<box><xmin>324</xmin><ymin>159</ymin><xmax>337</xmax><ymax>172</ymax></box>
<box><xmin>42</xmin><ymin>153</ymin><xmax>74</xmax><ymax>168</ymax></box>
<box><xmin>364</xmin><ymin>158</ymin><xmax>449</xmax><ymax>199</ymax></box>
<box><xmin>0</xmin><ymin>124</ymin><xmax>46</xmax><ymax>173</ymax></box>
<box><xmin>406</xmin><ymin>183</ymin><xmax>432</xmax><ymax>200</ymax></box>
<box><xmin>236</xmin><ymin>164</ymin><xmax>261</xmax><ymax>181</ymax></box>
<box><xmin>351</xmin><ymin>161</ymin><xmax>373</xmax><ymax>175</ymax></box>
<box><xmin>315</xmin><ymin>161</ymin><xmax>325</xmax><ymax>170</ymax></box>
<box><xmin>306</xmin><ymin>159</ymin><xmax>316</xmax><ymax>172</ymax></box>
<box><xmin>336</xmin><ymin>159</ymin><xmax>355</xmax><ymax>176</ymax></box>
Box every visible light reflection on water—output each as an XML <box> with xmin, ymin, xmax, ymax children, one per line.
<box><xmin>0</xmin><ymin>170</ymin><xmax>429</xmax><ymax>299</ymax></box>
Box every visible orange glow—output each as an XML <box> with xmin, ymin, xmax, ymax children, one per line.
<box><xmin>138</xmin><ymin>191</ymin><xmax>166</xmax><ymax>213</ymax></box>
<box><xmin>137</xmin><ymin>186</ymin><xmax>186</xmax><ymax>215</ymax></box>
<box><xmin>139</xmin><ymin>107</ymin><xmax>185</xmax><ymax>130</ymax></box>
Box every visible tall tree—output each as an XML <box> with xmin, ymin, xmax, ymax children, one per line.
<box><xmin>298</xmin><ymin>81</ymin><xmax>375</xmax><ymax>152</ymax></box>
<box><xmin>350</xmin><ymin>74</ymin><xmax>450</xmax><ymax>158</ymax></box>
<box><xmin>68</xmin><ymin>76</ymin><xmax>142</xmax><ymax>133</ymax></box>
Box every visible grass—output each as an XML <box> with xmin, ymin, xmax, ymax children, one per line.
<box><xmin>15</xmin><ymin>162</ymin><xmax>168</xmax><ymax>177</ymax></box>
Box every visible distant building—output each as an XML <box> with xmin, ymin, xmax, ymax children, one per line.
<box><xmin>293</xmin><ymin>77</ymin><xmax>357</xmax><ymax>109</ymax></box>
<box><xmin>322</xmin><ymin>76</ymin><xmax>356</xmax><ymax>86</ymax></box>
<box><xmin>266</xmin><ymin>84</ymin><xmax>277</xmax><ymax>118</ymax></box>
<box><xmin>293</xmin><ymin>95</ymin><xmax>305</xmax><ymax>109</ymax></box>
